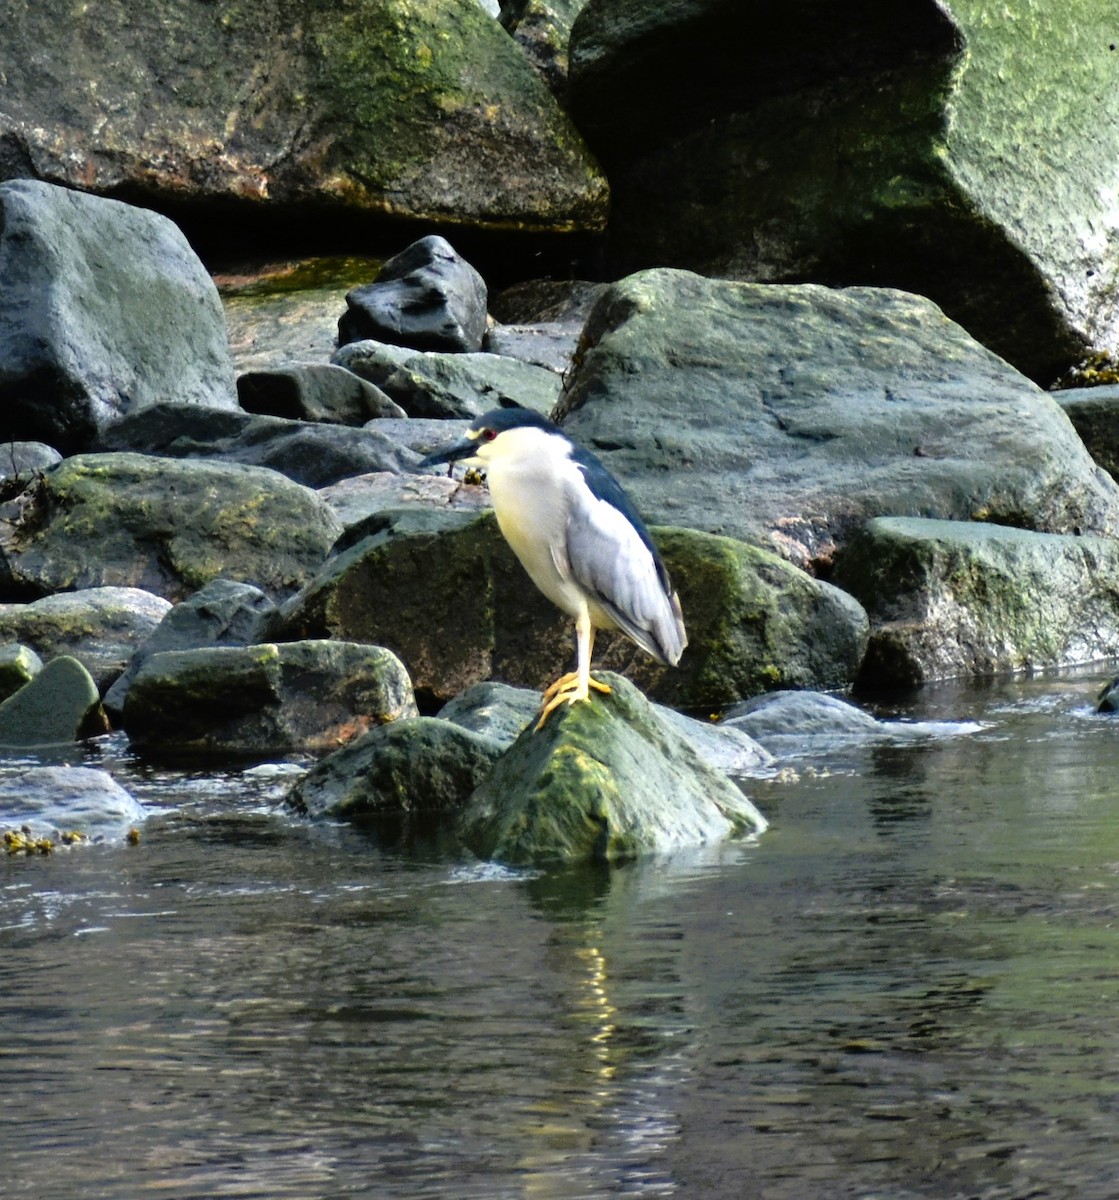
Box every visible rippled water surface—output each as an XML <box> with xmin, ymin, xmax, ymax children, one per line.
<box><xmin>3</xmin><ymin>673</ymin><xmax>1119</xmax><ymax>1199</ymax></box>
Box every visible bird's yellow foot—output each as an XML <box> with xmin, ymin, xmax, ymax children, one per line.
<box><xmin>535</xmin><ymin>673</ymin><xmax>612</xmax><ymax>730</ymax></box>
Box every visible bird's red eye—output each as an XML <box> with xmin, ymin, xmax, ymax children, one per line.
<box><xmin>481</xmin><ymin>428</ymin><xmax>497</xmax><ymax>442</ymax></box>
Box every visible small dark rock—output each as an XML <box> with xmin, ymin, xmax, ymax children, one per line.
<box><xmin>337</xmin><ymin>236</ymin><xmax>488</xmax><ymax>353</ymax></box>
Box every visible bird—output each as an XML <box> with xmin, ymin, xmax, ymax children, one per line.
<box><xmin>419</xmin><ymin>406</ymin><xmax>687</xmax><ymax>729</ymax></box>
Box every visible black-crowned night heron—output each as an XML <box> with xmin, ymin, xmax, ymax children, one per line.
<box><xmin>419</xmin><ymin>407</ymin><xmax>687</xmax><ymax>728</ymax></box>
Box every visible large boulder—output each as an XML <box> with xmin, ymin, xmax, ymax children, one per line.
<box><xmin>555</xmin><ymin>271</ymin><xmax>1119</xmax><ymax>571</ymax></box>
<box><xmin>0</xmin><ymin>181</ymin><xmax>238</xmax><ymax>452</ymax></box>
<box><xmin>0</xmin><ymin>452</ymin><xmax>342</xmax><ymax>603</ymax></box>
<box><xmin>279</xmin><ymin>508</ymin><xmax>867</xmax><ymax>707</ymax></box>
<box><xmin>831</xmin><ymin>517</ymin><xmax>1119</xmax><ymax>689</ymax></box>
<box><xmin>460</xmin><ymin>672</ymin><xmax>767</xmax><ymax>865</ymax></box>
<box><xmin>122</xmin><ymin>640</ymin><xmax>417</xmax><ymax>758</ymax></box>
<box><xmin>567</xmin><ymin>2</ymin><xmax>1119</xmax><ymax>381</ymax></box>
<box><xmin>0</xmin><ymin>0</ymin><xmax>608</xmax><ymax>236</ymax></box>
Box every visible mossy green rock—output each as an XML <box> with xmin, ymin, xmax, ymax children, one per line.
<box><xmin>0</xmin><ymin>453</ymin><xmax>341</xmax><ymax>603</ymax></box>
<box><xmin>280</xmin><ymin>509</ymin><xmax>867</xmax><ymax>707</ymax></box>
<box><xmin>1</xmin><ymin>0</ymin><xmax>607</xmax><ymax>234</ymax></box>
<box><xmin>568</xmin><ymin>1</ymin><xmax>1118</xmax><ymax>380</ymax></box>
<box><xmin>832</xmin><ymin>517</ymin><xmax>1119</xmax><ymax>689</ymax></box>
<box><xmin>460</xmin><ymin>673</ymin><xmax>767</xmax><ymax>866</ymax></box>
<box><xmin>122</xmin><ymin>640</ymin><xmax>417</xmax><ymax>758</ymax></box>
<box><xmin>289</xmin><ymin>717</ymin><xmax>503</xmax><ymax>818</ymax></box>
<box><xmin>0</xmin><ymin>656</ymin><xmax>108</xmax><ymax>747</ymax></box>
<box><xmin>0</xmin><ymin>643</ymin><xmax>42</xmax><ymax>704</ymax></box>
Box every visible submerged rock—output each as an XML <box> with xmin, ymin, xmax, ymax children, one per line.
<box><xmin>832</xmin><ymin>516</ymin><xmax>1119</xmax><ymax>689</ymax></box>
<box><xmin>460</xmin><ymin>672</ymin><xmax>767</xmax><ymax>865</ymax></box>
<box><xmin>289</xmin><ymin>717</ymin><xmax>503</xmax><ymax>819</ymax></box>
<box><xmin>0</xmin><ymin>766</ymin><xmax>145</xmax><ymax>844</ymax></box>
<box><xmin>0</xmin><ymin>452</ymin><xmax>342</xmax><ymax>603</ymax></box>
<box><xmin>122</xmin><ymin>640</ymin><xmax>417</xmax><ymax>759</ymax></box>
<box><xmin>0</xmin><ymin>180</ymin><xmax>237</xmax><ymax>453</ymax></box>
<box><xmin>338</xmin><ymin>236</ymin><xmax>488</xmax><ymax>352</ymax></box>
<box><xmin>0</xmin><ymin>656</ymin><xmax>108</xmax><ymax>747</ymax></box>
<box><xmin>556</xmin><ymin>272</ymin><xmax>1119</xmax><ymax>571</ymax></box>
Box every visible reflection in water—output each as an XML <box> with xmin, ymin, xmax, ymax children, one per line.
<box><xmin>3</xmin><ymin>675</ymin><xmax>1119</xmax><ymax>1197</ymax></box>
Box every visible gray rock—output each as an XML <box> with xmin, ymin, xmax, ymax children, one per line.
<box><xmin>289</xmin><ymin>717</ymin><xmax>504</xmax><ymax>819</ymax></box>
<box><xmin>460</xmin><ymin>673</ymin><xmax>767</xmax><ymax>865</ymax></box>
<box><xmin>94</xmin><ymin>404</ymin><xmax>420</xmax><ymax>488</ymax></box>
<box><xmin>556</xmin><ymin>272</ymin><xmax>1119</xmax><ymax>570</ymax></box>
<box><xmin>333</xmin><ymin>340</ymin><xmax>562</xmax><ymax>419</ymax></box>
<box><xmin>567</xmin><ymin>2</ymin><xmax>1119</xmax><ymax>381</ymax></box>
<box><xmin>499</xmin><ymin>0</ymin><xmax>588</xmax><ymax>96</ymax></box>
<box><xmin>831</xmin><ymin>516</ymin><xmax>1119</xmax><ymax>689</ymax></box>
<box><xmin>122</xmin><ymin>640</ymin><xmax>417</xmax><ymax>759</ymax></box>
<box><xmin>723</xmin><ymin>690</ymin><xmax>882</xmax><ymax>746</ymax></box>
<box><xmin>0</xmin><ymin>643</ymin><xmax>42</xmax><ymax>704</ymax></box>
<box><xmin>0</xmin><ymin>452</ymin><xmax>342</xmax><ymax>603</ymax></box>
<box><xmin>103</xmin><ymin>579</ymin><xmax>278</xmax><ymax>717</ymax></box>
<box><xmin>0</xmin><ymin>442</ymin><xmax>62</xmax><ymax>492</ymax></box>
<box><xmin>238</xmin><ymin>363</ymin><xmax>406</xmax><ymax>424</ymax></box>
<box><xmin>1097</xmin><ymin>676</ymin><xmax>1119</xmax><ymax>714</ymax></box>
<box><xmin>1055</xmin><ymin>385</ymin><xmax>1119</xmax><ymax>482</ymax></box>
<box><xmin>316</xmin><ymin>470</ymin><xmax>491</xmax><ymax>531</ymax></box>
<box><xmin>0</xmin><ymin>2</ymin><xmax>607</xmax><ymax>235</ymax></box>
<box><xmin>0</xmin><ymin>656</ymin><xmax>108</xmax><ymax>747</ymax></box>
<box><xmin>279</xmin><ymin>509</ymin><xmax>867</xmax><ymax>709</ymax></box>
<box><xmin>0</xmin><ymin>180</ymin><xmax>237</xmax><ymax>453</ymax></box>
<box><xmin>0</xmin><ymin>588</ymin><xmax>172</xmax><ymax>692</ymax></box>
<box><xmin>339</xmin><ymin>236</ymin><xmax>489</xmax><ymax>353</ymax></box>
<box><xmin>439</xmin><ymin>678</ymin><xmax>774</xmax><ymax>777</ymax></box>
<box><xmin>0</xmin><ymin>766</ymin><xmax>145</xmax><ymax>843</ymax></box>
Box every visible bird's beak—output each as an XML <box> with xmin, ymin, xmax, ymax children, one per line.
<box><xmin>417</xmin><ymin>435</ymin><xmax>479</xmax><ymax>470</ymax></box>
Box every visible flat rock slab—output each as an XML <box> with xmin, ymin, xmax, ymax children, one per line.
<box><xmin>0</xmin><ymin>588</ymin><xmax>172</xmax><ymax>691</ymax></box>
<box><xmin>831</xmin><ymin>516</ymin><xmax>1119</xmax><ymax>688</ymax></box>
<box><xmin>0</xmin><ymin>452</ymin><xmax>342</xmax><ymax>603</ymax></box>
<box><xmin>0</xmin><ymin>766</ymin><xmax>145</xmax><ymax>842</ymax></box>
<box><xmin>460</xmin><ymin>673</ymin><xmax>767</xmax><ymax>866</ymax></box>
<box><xmin>557</xmin><ymin>272</ymin><xmax>1119</xmax><ymax>570</ymax></box>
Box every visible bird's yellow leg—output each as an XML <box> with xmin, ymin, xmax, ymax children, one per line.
<box><xmin>536</xmin><ymin>615</ymin><xmax>611</xmax><ymax>730</ymax></box>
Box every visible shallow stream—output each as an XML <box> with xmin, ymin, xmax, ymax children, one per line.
<box><xmin>3</xmin><ymin>671</ymin><xmax>1119</xmax><ymax>1199</ymax></box>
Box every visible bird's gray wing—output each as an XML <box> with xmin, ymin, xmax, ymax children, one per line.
<box><xmin>559</xmin><ymin>483</ymin><xmax>687</xmax><ymax>665</ymax></box>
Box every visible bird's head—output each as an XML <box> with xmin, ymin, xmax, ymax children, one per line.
<box><xmin>418</xmin><ymin>407</ymin><xmax>569</xmax><ymax>471</ymax></box>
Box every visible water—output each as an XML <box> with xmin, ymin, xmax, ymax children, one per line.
<box><xmin>2</xmin><ymin>672</ymin><xmax>1119</xmax><ymax>1199</ymax></box>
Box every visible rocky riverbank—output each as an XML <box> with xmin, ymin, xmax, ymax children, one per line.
<box><xmin>2</xmin><ymin>2</ymin><xmax>1118</xmax><ymax>863</ymax></box>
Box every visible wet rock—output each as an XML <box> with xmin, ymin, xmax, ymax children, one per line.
<box><xmin>0</xmin><ymin>588</ymin><xmax>172</xmax><ymax>693</ymax></box>
<box><xmin>122</xmin><ymin>640</ymin><xmax>417</xmax><ymax>759</ymax></box>
<box><xmin>0</xmin><ymin>443</ymin><xmax>62</xmax><ymax>492</ymax></box>
<box><xmin>0</xmin><ymin>452</ymin><xmax>342</xmax><ymax>603</ymax></box>
<box><xmin>460</xmin><ymin>672</ymin><xmax>767</xmax><ymax>865</ymax></box>
<box><xmin>339</xmin><ymin>236</ymin><xmax>489</xmax><ymax>353</ymax></box>
<box><xmin>289</xmin><ymin>717</ymin><xmax>503</xmax><ymax>819</ymax></box>
<box><xmin>567</xmin><ymin>2</ymin><xmax>1118</xmax><ymax>380</ymax></box>
<box><xmin>0</xmin><ymin>180</ymin><xmax>237</xmax><ymax>453</ymax></box>
<box><xmin>723</xmin><ymin>690</ymin><xmax>882</xmax><ymax>746</ymax></box>
<box><xmin>1096</xmin><ymin>677</ymin><xmax>1119</xmax><ymax>714</ymax></box>
<box><xmin>332</xmin><ymin>341</ymin><xmax>562</xmax><ymax>419</ymax></box>
<box><xmin>103</xmin><ymin>579</ymin><xmax>278</xmax><ymax>717</ymax></box>
<box><xmin>556</xmin><ymin>272</ymin><xmax>1119</xmax><ymax>571</ymax></box>
<box><xmin>500</xmin><ymin>0</ymin><xmax>587</xmax><ymax>96</ymax></box>
<box><xmin>238</xmin><ymin>363</ymin><xmax>406</xmax><ymax>424</ymax></box>
<box><xmin>831</xmin><ymin>517</ymin><xmax>1119</xmax><ymax>690</ymax></box>
<box><xmin>94</xmin><ymin>404</ymin><xmax>419</xmax><ymax>488</ymax></box>
<box><xmin>439</xmin><ymin>678</ymin><xmax>775</xmax><ymax>777</ymax></box>
<box><xmin>280</xmin><ymin>508</ymin><xmax>867</xmax><ymax>708</ymax></box>
<box><xmin>0</xmin><ymin>643</ymin><xmax>42</xmax><ymax>704</ymax></box>
<box><xmin>0</xmin><ymin>1</ymin><xmax>608</xmax><ymax>236</ymax></box>
<box><xmin>0</xmin><ymin>656</ymin><xmax>108</xmax><ymax>747</ymax></box>
<box><xmin>0</xmin><ymin>766</ymin><xmax>145</xmax><ymax>843</ymax></box>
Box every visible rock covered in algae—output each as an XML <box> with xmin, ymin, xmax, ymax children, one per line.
<box><xmin>459</xmin><ymin>672</ymin><xmax>767</xmax><ymax>866</ymax></box>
